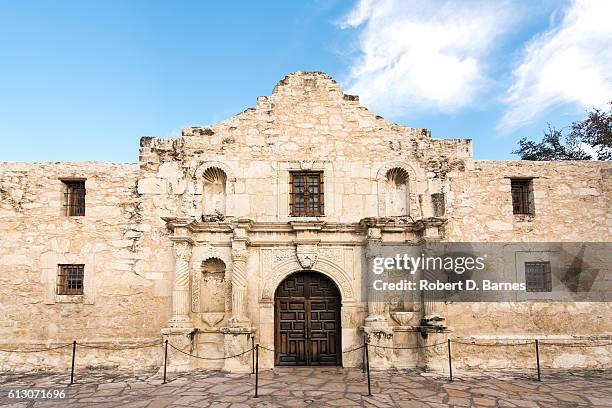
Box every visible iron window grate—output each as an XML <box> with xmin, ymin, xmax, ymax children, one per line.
<box><xmin>57</xmin><ymin>264</ymin><xmax>84</xmax><ymax>295</ymax></box>
<box><xmin>525</xmin><ymin>262</ymin><xmax>552</xmax><ymax>292</ymax></box>
<box><xmin>289</xmin><ymin>172</ymin><xmax>324</xmax><ymax>217</ymax></box>
<box><xmin>511</xmin><ymin>179</ymin><xmax>533</xmax><ymax>215</ymax></box>
<box><xmin>63</xmin><ymin>180</ymin><xmax>86</xmax><ymax>216</ymax></box>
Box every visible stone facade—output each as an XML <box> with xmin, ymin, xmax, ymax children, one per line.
<box><xmin>0</xmin><ymin>72</ymin><xmax>610</xmax><ymax>372</ymax></box>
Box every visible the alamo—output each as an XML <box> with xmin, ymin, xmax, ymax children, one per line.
<box><xmin>0</xmin><ymin>72</ymin><xmax>610</xmax><ymax>373</ymax></box>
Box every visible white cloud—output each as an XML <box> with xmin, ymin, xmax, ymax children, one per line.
<box><xmin>339</xmin><ymin>0</ymin><xmax>517</xmax><ymax>116</ymax></box>
<box><xmin>501</xmin><ymin>0</ymin><xmax>612</xmax><ymax>130</ymax></box>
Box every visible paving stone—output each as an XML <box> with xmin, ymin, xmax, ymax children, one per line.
<box><xmin>0</xmin><ymin>367</ymin><xmax>610</xmax><ymax>407</ymax></box>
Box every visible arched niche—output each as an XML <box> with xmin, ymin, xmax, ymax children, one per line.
<box><xmin>202</xmin><ymin>167</ymin><xmax>227</xmax><ymax>216</ymax></box>
<box><xmin>376</xmin><ymin>161</ymin><xmax>422</xmax><ymax>218</ymax></box>
<box><xmin>384</xmin><ymin>167</ymin><xmax>409</xmax><ymax>216</ymax></box>
<box><xmin>191</xmin><ymin>161</ymin><xmax>236</xmax><ymax>219</ymax></box>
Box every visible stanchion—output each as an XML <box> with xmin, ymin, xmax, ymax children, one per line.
<box><xmin>364</xmin><ymin>335</ymin><xmax>372</xmax><ymax>397</ymax></box>
<box><xmin>254</xmin><ymin>344</ymin><xmax>260</xmax><ymax>398</ymax></box>
<box><xmin>535</xmin><ymin>339</ymin><xmax>541</xmax><ymax>382</ymax></box>
<box><xmin>162</xmin><ymin>339</ymin><xmax>168</xmax><ymax>384</ymax></box>
<box><xmin>70</xmin><ymin>340</ymin><xmax>76</xmax><ymax>385</ymax></box>
<box><xmin>362</xmin><ymin>336</ymin><xmax>366</xmax><ymax>374</ymax></box>
<box><xmin>447</xmin><ymin>339</ymin><xmax>453</xmax><ymax>382</ymax></box>
<box><xmin>251</xmin><ymin>336</ymin><xmax>255</xmax><ymax>375</ymax></box>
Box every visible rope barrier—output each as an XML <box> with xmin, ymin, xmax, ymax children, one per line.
<box><xmin>167</xmin><ymin>342</ymin><xmax>254</xmax><ymax>360</ymax></box>
<box><xmin>0</xmin><ymin>343</ymin><xmax>73</xmax><ymax>353</ymax></box>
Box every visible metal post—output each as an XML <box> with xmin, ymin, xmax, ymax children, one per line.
<box><xmin>362</xmin><ymin>335</ymin><xmax>366</xmax><ymax>373</ymax></box>
<box><xmin>254</xmin><ymin>344</ymin><xmax>260</xmax><ymax>398</ymax></box>
<box><xmin>535</xmin><ymin>339</ymin><xmax>541</xmax><ymax>382</ymax></box>
<box><xmin>70</xmin><ymin>340</ymin><xmax>76</xmax><ymax>385</ymax></box>
<box><xmin>364</xmin><ymin>335</ymin><xmax>372</xmax><ymax>397</ymax></box>
<box><xmin>162</xmin><ymin>339</ymin><xmax>168</xmax><ymax>384</ymax></box>
<box><xmin>251</xmin><ymin>336</ymin><xmax>255</xmax><ymax>375</ymax></box>
<box><xmin>447</xmin><ymin>339</ymin><xmax>453</xmax><ymax>382</ymax></box>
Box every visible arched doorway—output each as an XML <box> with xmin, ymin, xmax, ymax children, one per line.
<box><xmin>274</xmin><ymin>271</ymin><xmax>341</xmax><ymax>366</ymax></box>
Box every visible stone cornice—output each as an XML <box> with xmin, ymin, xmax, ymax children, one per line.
<box><xmin>164</xmin><ymin>217</ymin><xmax>447</xmax><ymax>236</ymax></box>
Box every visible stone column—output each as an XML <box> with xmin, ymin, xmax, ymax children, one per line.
<box><xmin>168</xmin><ymin>240</ymin><xmax>193</xmax><ymax>328</ymax></box>
<box><xmin>229</xmin><ymin>231</ymin><xmax>250</xmax><ymax>327</ymax></box>
<box><xmin>222</xmin><ymin>222</ymin><xmax>254</xmax><ymax>372</ymax></box>
<box><xmin>365</xmin><ymin>227</ymin><xmax>387</xmax><ymax>326</ymax></box>
<box><xmin>362</xmin><ymin>224</ymin><xmax>394</xmax><ymax>369</ymax></box>
<box><xmin>161</xmin><ymin>232</ymin><xmax>196</xmax><ymax>373</ymax></box>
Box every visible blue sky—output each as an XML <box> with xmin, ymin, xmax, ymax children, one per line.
<box><xmin>1</xmin><ymin>0</ymin><xmax>610</xmax><ymax>162</ymax></box>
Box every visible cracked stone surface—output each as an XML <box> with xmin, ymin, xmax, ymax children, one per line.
<box><xmin>0</xmin><ymin>368</ymin><xmax>610</xmax><ymax>407</ymax></box>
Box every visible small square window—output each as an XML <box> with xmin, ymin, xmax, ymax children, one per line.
<box><xmin>289</xmin><ymin>172</ymin><xmax>324</xmax><ymax>217</ymax></box>
<box><xmin>57</xmin><ymin>264</ymin><xmax>84</xmax><ymax>295</ymax></box>
<box><xmin>62</xmin><ymin>180</ymin><xmax>86</xmax><ymax>216</ymax></box>
<box><xmin>511</xmin><ymin>179</ymin><xmax>534</xmax><ymax>215</ymax></box>
<box><xmin>525</xmin><ymin>262</ymin><xmax>552</xmax><ymax>292</ymax></box>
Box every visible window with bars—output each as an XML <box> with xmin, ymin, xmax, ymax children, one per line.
<box><xmin>62</xmin><ymin>180</ymin><xmax>86</xmax><ymax>216</ymax></box>
<box><xmin>57</xmin><ymin>264</ymin><xmax>84</xmax><ymax>295</ymax></box>
<box><xmin>289</xmin><ymin>172</ymin><xmax>324</xmax><ymax>217</ymax></box>
<box><xmin>511</xmin><ymin>178</ymin><xmax>533</xmax><ymax>215</ymax></box>
<box><xmin>525</xmin><ymin>262</ymin><xmax>552</xmax><ymax>292</ymax></box>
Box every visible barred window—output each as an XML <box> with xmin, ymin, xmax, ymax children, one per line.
<box><xmin>289</xmin><ymin>172</ymin><xmax>324</xmax><ymax>217</ymax></box>
<box><xmin>511</xmin><ymin>179</ymin><xmax>533</xmax><ymax>215</ymax></box>
<box><xmin>525</xmin><ymin>262</ymin><xmax>552</xmax><ymax>292</ymax></box>
<box><xmin>57</xmin><ymin>264</ymin><xmax>84</xmax><ymax>295</ymax></box>
<box><xmin>62</xmin><ymin>180</ymin><xmax>86</xmax><ymax>216</ymax></box>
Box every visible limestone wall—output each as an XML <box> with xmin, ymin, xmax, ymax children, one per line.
<box><xmin>137</xmin><ymin>72</ymin><xmax>472</xmax><ymax>223</ymax></box>
<box><xmin>446</xmin><ymin>160</ymin><xmax>611</xmax><ymax>241</ymax></box>
<box><xmin>0</xmin><ymin>162</ymin><xmax>169</xmax><ymax>370</ymax></box>
<box><xmin>441</xmin><ymin>160</ymin><xmax>611</xmax><ymax>369</ymax></box>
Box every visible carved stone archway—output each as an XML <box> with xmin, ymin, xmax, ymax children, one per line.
<box><xmin>261</xmin><ymin>259</ymin><xmax>354</xmax><ymax>302</ymax></box>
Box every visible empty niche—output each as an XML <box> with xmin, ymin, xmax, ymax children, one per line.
<box><xmin>199</xmin><ymin>258</ymin><xmax>227</xmax><ymax>315</ymax></box>
<box><xmin>202</xmin><ymin>167</ymin><xmax>227</xmax><ymax>216</ymax></box>
<box><xmin>385</xmin><ymin>168</ymin><xmax>409</xmax><ymax>217</ymax></box>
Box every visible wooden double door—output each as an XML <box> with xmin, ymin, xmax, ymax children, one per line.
<box><xmin>275</xmin><ymin>271</ymin><xmax>341</xmax><ymax>366</ymax></box>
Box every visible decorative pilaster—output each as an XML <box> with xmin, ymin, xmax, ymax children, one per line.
<box><xmin>361</xmin><ymin>218</ymin><xmax>394</xmax><ymax>369</ymax></box>
<box><xmin>365</xmin><ymin>226</ymin><xmax>387</xmax><ymax>326</ymax></box>
<box><xmin>229</xmin><ymin>222</ymin><xmax>251</xmax><ymax>327</ymax></box>
<box><xmin>168</xmin><ymin>240</ymin><xmax>194</xmax><ymax>328</ymax></box>
<box><xmin>160</xmin><ymin>217</ymin><xmax>197</xmax><ymax>373</ymax></box>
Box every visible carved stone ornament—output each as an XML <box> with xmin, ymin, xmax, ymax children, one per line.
<box><xmin>296</xmin><ymin>244</ymin><xmax>318</xmax><ymax>269</ymax></box>
<box><xmin>300</xmin><ymin>160</ymin><xmax>314</xmax><ymax>170</ymax></box>
<box><xmin>173</xmin><ymin>241</ymin><xmax>192</xmax><ymax>262</ymax></box>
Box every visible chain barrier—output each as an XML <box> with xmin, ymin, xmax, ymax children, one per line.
<box><xmin>368</xmin><ymin>341</ymin><xmax>446</xmax><ymax>350</ymax></box>
<box><xmin>342</xmin><ymin>345</ymin><xmax>365</xmax><ymax>354</ymax></box>
<box><xmin>451</xmin><ymin>339</ymin><xmax>612</xmax><ymax>348</ymax></box>
<box><xmin>0</xmin><ymin>343</ymin><xmax>73</xmax><ymax>353</ymax></box>
<box><xmin>167</xmin><ymin>342</ymin><xmax>254</xmax><ymax>360</ymax></box>
<box><xmin>258</xmin><ymin>345</ymin><xmax>275</xmax><ymax>353</ymax></box>
<box><xmin>539</xmin><ymin>341</ymin><xmax>612</xmax><ymax>348</ymax></box>
<box><xmin>2</xmin><ymin>336</ymin><xmax>611</xmax><ymax>394</ymax></box>
<box><xmin>78</xmin><ymin>341</ymin><xmax>163</xmax><ymax>350</ymax></box>
<box><xmin>451</xmin><ymin>340</ymin><xmax>535</xmax><ymax>347</ymax></box>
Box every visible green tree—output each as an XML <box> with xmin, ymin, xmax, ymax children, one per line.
<box><xmin>513</xmin><ymin>102</ymin><xmax>611</xmax><ymax>161</ymax></box>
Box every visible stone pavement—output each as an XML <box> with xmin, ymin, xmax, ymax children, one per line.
<box><xmin>0</xmin><ymin>367</ymin><xmax>610</xmax><ymax>407</ymax></box>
